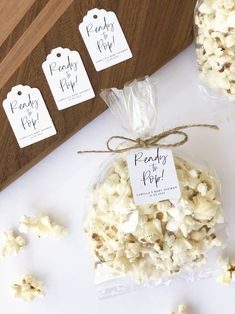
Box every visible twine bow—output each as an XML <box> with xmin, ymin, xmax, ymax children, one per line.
<box><xmin>77</xmin><ymin>124</ymin><xmax>219</xmax><ymax>154</ymax></box>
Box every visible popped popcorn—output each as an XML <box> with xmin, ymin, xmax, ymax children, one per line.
<box><xmin>1</xmin><ymin>230</ymin><xmax>26</xmax><ymax>257</ymax></box>
<box><xmin>85</xmin><ymin>155</ymin><xmax>224</xmax><ymax>283</ymax></box>
<box><xmin>11</xmin><ymin>275</ymin><xmax>45</xmax><ymax>301</ymax></box>
<box><xmin>195</xmin><ymin>0</ymin><xmax>235</xmax><ymax>100</ymax></box>
<box><xmin>19</xmin><ymin>215</ymin><xmax>67</xmax><ymax>239</ymax></box>
<box><xmin>172</xmin><ymin>304</ymin><xmax>187</xmax><ymax>314</ymax></box>
<box><xmin>217</xmin><ymin>256</ymin><xmax>235</xmax><ymax>285</ymax></box>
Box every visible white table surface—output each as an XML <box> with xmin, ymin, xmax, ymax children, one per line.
<box><xmin>1</xmin><ymin>45</ymin><xmax>235</xmax><ymax>314</ymax></box>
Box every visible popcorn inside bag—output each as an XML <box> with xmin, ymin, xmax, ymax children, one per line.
<box><xmin>84</xmin><ymin>77</ymin><xmax>225</xmax><ymax>296</ymax></box>
<box><xmin>195</xmin><ymin>0</ymin><xmax>235</xmax><ymax>100</ymax></box>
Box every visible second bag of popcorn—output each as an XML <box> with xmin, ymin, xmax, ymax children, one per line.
<box><xmin>195</xmin><ymin>0</ymin><xmax>235</xmax><ymax>101</ymax></box>
<box><xmin>83</xmin><ymin>77</ymin><xmax>225</xmax><ymax>298</ymax></box>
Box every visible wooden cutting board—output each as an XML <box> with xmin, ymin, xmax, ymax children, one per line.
<box><xmin>0</xmin><ymin>0</ymin><xmax>197</xmax><ymax>191</ymax></box>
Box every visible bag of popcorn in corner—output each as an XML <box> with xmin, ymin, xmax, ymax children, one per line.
<box><xmin>82</xmin><ymin>77</ymin><xmax>225</xmax><ymax>298</ymax></box>
<box><xmin>195</xmin><ymin>0</ymin><xmax>235</xmax><ymax>101</ymax></box>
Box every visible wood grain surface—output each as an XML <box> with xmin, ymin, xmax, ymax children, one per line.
<box><xmin>0</xmin><ymin>0</ymin><xmax>49</xmax><ymax>63</ymax></box>
<box><xmin>0</xmin><ymin>0</ymin><xmax>197</xmax><ymax>191</ymax></box>
<box><xmin>0</xmin><ymin>0</ymin><xmax>35</xmax><ymax>46</ymax></box>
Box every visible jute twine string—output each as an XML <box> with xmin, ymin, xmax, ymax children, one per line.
<box><xmin>77</xmin><ymin>124</ymin><xmax>219</xmax><ymax>154</ymax></box>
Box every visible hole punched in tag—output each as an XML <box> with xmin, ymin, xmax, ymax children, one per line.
<box><xmin>93</xmin><ymin>14</ymin><xmax>98</xmax><ymax>19</ymax></box>
<box><xmin>17</xmin><ymin>91</ymin><xmax>22</xmax><ymax>95</ymax></box>
<box><xmin>56</xmin><ymin>53</ymin><xmax>61</xmax><ymax>57</ymax></box>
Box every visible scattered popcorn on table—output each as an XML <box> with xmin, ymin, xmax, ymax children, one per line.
<box><xmin>1</xmin><ymin>230</ymin><xmax>26</xmax><ymax>257</ymax></box>
<box><xmin>195</xmin><ymin>0</ymin><xmax>235</xmax><ymax>100</ymax></box>
<box><xmin>217</xmin><ymin>256</ymin><xmax>235</xmax><ymax>285</ymax></box>
<box><xmin>85</xmin><ymin>155</ymin><xmax>224</xmax><ymax>283</ymax></box>
<box><xmin>11</xmin><ymin>275</ymin><xmax>45</xmax><ymax>301</ymax></box>
<box><xmin>19</xmin><ymin>215</ymin><xmax>67</xmax><ymax>239</ymax></box>
<box><xmin>172</xmin><ymin>304</ymin><xmax>187</xmax><ymax>314</ymax></box>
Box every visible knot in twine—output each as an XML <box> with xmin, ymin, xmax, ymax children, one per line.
<box><xmin>77</xmin><ymin>124</ymin><xmax>219</xmax><ymax>154</ymax></box>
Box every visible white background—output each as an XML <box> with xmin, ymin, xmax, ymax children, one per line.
<box><xmin>0</xmin><ymin>45</ymin><xmax>235</xmax><ymax>314</ymax></box>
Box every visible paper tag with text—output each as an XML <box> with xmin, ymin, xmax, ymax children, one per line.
<box><xmin>3</xmin><ymin>85</ymin><xmax>56</xmax><ymax>148</ymax></box>
<box><xmin>42</xmin><ymin>47</ymin><xmax>95</xmax><ymax>110</ymax></box>
<box><xmin>79</xmin><ymin>8</ymin><xmax>132</xmax><ymax>71</ymax></box>
<box><xmin>127</xmin><ymin>148</ymin><xmax>181</xmax><ymax>205</ymax></box>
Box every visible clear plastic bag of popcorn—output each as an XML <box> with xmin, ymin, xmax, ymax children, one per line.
<box><xmin>83</xmin><ymin>77</ymin><xmax>226</xmax><ymax>298</ymax></box>
<box><xmin>195</xmin><ymin>0</ymin><xmax>235</xmax><ymax>101</ymax></box>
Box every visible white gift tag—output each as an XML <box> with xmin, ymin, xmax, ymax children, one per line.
<box><xmin>127</xmin><ymin>148</ymin><xmax>181</xmax><ymax>205</ymax></box>
<box><xmin>42</xmin><ymin>47</ymin><xmax>95</xmax><ymax>110</ymax></box>
<box><xmin>2</xmin><ymin>85</ymin><xmax>56</xmax><ymax>148</ymax></box>
<box><xmin>79</xmin><ymin>8</ymin><xmax>132</xmax><ymax>71</ymax></box>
